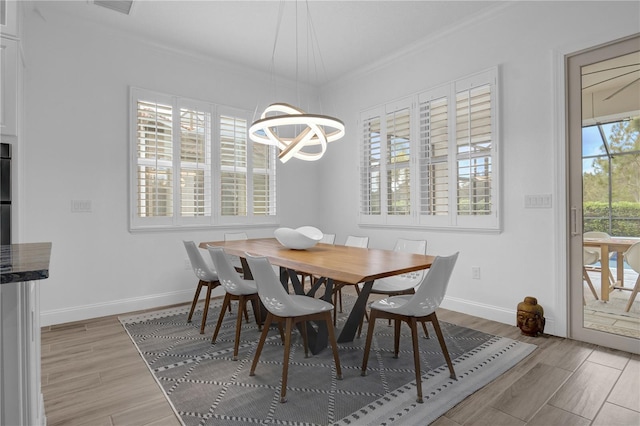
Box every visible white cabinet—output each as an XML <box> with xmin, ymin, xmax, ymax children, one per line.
<box><xmin>0</xmin><ymin>37</ymin><xmax>17</xmax><ymax>136</ymax></box>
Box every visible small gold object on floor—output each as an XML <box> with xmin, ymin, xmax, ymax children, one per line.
<box><xmin>517</xmin><ymin>296</ymin><xmax>545</xmax><ymax>337</ymax></box>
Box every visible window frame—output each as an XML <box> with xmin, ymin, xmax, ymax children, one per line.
<box><xmin>359</xmin><ymin>68</ymin><xmax>500</xmax><ymax>232</ymax></box>
<box><xmin>129</xmin><ymin>87</ymin><xmax>278</xmax><ymax>232</ymax></box>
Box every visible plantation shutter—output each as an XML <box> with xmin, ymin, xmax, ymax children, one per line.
<box><xmin>252</xmin><ymin>140</ymin><xmax>276</xmax><ymax>216</ymax></box>
<box><xmin>360</xmin><ymin>111</ymin><xmax>382</xmax><ymax>217</ymax></box>
<box><xmin>456</xmin><ymin>83</ymin><xmax>492</xmax><ymax>216</ymax></box>
<box><xmin>419</xmin><ymin>95</ymin><xmax>449</xmax><ymax>217</ymax></box>
<box><xmin>179</xmin><ymin>105</ymin><xmax>212</xmax><ymax>218</ymax></box>
<box><xmin>386</xmin><ymin>106</ymin><xmax>411</xmax><ymax>216</ymax></box>
<box><xmin>136</xmin><ymin>98</ymin><xmax>173</xmax><ymax>219</ymax></box>
<box><xmin>220</xmin><ymin>115</ymin><xmax>248</xmax><ymax>216</ymax></box>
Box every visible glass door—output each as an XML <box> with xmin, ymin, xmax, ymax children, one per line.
<box><xmin>568</xmin><ymin>35</ymin><xmax>640</xmax><ymax>353</ymax></box>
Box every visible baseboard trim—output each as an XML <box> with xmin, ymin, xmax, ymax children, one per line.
<box><xmin>441</xmin><ymin>295</ymin><xmax>557</xmax><ymax>336</ymax></box>
<box><xmin>40</xmin><ymin>287</ymin><xmax>225</xmax><ymax>326</ymax></box>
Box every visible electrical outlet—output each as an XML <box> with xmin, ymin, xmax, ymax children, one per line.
<box><xmin>471</xmin><ymin>267</ymin><xmax>481</xmax><ymax>280</ymax></box>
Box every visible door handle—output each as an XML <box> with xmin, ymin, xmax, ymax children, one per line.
<box><xmin>571</xmin><ymin>206</ymin><xmax>580</xmax><ymax>236</ymax></box>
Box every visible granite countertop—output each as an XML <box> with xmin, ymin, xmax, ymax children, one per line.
<box><xmin>0</xmin><ymin>242</ymin><xmax>52</xmax><ymax>284</ymax></box>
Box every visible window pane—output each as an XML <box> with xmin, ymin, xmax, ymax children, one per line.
<box><xmin>387</xmin><ymin>108</ymin><xmax>411</xmax><ymax>215</ymax></box>
<box><xmin>252</xmin><ymin>142</ymin><xmax>275</xmax><ymax>216</ymax></box>
<box><xmin>361</xmin><ymin>116</ymin><xmax>381</xmax><ymax>215</ymax></box>
<box><xmin>420</xmin><ymin>97</ymin><xmax>449</xmax><ymax>215</ymax></box>
<box><xmin>137</xmin><ymin>166</ymin><xmax>173</xmax><ymax>217</ymax></box>
<box><xmin>220</xmin><ymin>115</ymin><xmax>248</xmax><ymax>216</ymax></box>
<box><xmin>136</xmin><ymin>100</ymin><xmax>173</xmax><ymax>217</ymax></box>
<box><xmin>456</xmin><ymin>84</ymin><xmax>492</xmax><ymax>215</ymax></box>
<box><xmin>180</xmin><ymin>108</ymin><xmax>211</xmax><ymax>217</ymax></box>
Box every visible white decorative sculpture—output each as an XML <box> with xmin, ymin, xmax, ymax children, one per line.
<box><xmin>274</xmin><ymin>226</ymin><xmax>323</xmax><ymax>250</ymax></box>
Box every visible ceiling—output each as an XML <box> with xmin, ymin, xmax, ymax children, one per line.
<box><xmin>34</xmin><ymin>0</ymin><xmax>504</xmax><ymax>85</ymax></box>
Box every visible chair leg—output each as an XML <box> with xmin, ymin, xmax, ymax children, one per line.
<box><xmin>409</xmin><ymin>317</ymin><xmax>423</xmax><ymax>403</ymax></box>
<box><xmin>325</xmin><ymin>311</ymin><xmax>342</xmax><ymax>379</ymax></box>
<box><xmin>361</xmin><ymin>310</ymin><xmax>378</xmax><ymax>375</ymax></box>
<box><xmin>250</xmin><ymin>313</ymin><xmax>273</xmax><ymax>377</ymax></box>
<box><xmin>187</xmin><ymin>281</ymin><xmax>204</xmax><ymax>323</ymax></box>
<box><xmin>393</xmin><ymin>318</ymin><xmax>401</xmax><ymax>359</ymax></box>
<box><xmin>280</xmin><ymin>317</ymin><xmax>294</xmax><ymax>403</ymax></box>
<box><xmin>301</xmin><ymin>321</ymin><xmax>309</xmax><ymax>358</ymax></box>
<box><xmin>625</xmin><ymin>277</ymin><xmax>640</xmax><ymax>312</ymax></box>
<box><xmin>200</xmin><ymin>282</ymin><xmax>214</xmax><ymax>334</ymax></box>
<box><xmin>421</xmin><ymin>321</ymin><xmax>430</xmax><ymax>339</ymax></box>
<box><xmin>250</xmin><ymin>296</ymin><xmax>262</xmax><ymax>330</ymax></box>
<box><xmin>211</xmin><ymin>294</ymin><xmax>231</xmax><ymax>344</ymax></box>
<box><xmin>429</xmin><ymin>312</ymin><xmax>456</xmax><ymax>380</ymax></box>
<box><xmin>233</xmin><ymin>296</ymin><xmax>247</xmax><ymax>361</ymax></box>
<box><xmin>583</xmin><ymin>267</ymin><xmax>599</xmax><ymax>300</ymax></box>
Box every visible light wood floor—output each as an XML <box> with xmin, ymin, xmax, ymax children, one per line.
<box><xmin>41</xmin><ymin>297</ymin><xmax>640</xmax><ymax>426</ymax></box>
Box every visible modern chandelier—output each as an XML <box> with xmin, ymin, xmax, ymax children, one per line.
<box><xmin>249</xmin><ymin>1</ymin><xmax>345</xmax><ymax>163</ymax></box>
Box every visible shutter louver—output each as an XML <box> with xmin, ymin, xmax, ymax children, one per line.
<box><xmin>220</xmin><ymin>115</ymin><xmax>248</xmax><ymax>216</ymax></box>
<box><xmin>252</xmin><ymin>141</ymin><xmax>275</xmax><ymax>216</ymax></box>
<box><xmin>361</xmin><ymin>116</ymin><xmax>381</xmax><ymax>215</ymax></box>
<box><xmin>136</xmin><ymin>100</ymin><xmax>173</xmax><ymax>217</ymax></box>
<box><xmin>419</xmin><ymin>97</ymin><xmax>449</xmax><ymax>216</ymax></box>
<box><xmin>456</xmin><ymin>84</ymin><xmax>492</xmax><ymax>215</ymax></box>
<box><xmin>180</xmin><ymin>108</ymin><xmax>211</xmax><ymax>217</ymax></box>
<box><xmin>386</xmin><ymin>108</ymin><xmax>411</xmax><ymax>215</ymax></box>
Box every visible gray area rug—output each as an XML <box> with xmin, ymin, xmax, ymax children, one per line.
<box><xmin>120</xmin><ymin>297</ymin><xmax>535</xmax><ymax>426</ymax></box>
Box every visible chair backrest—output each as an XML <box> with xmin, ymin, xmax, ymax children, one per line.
<box><xmin>244</xmin><ymin>253</ymin><xmax>302</xmax><ymax>316</ymax></box>
<box><xmin>207</xmin><ymin>246</ymin><xmax>256</xmax><ymax>294</ymax></box>
<box><xmin>624</xmin><ymin>241</ymin><xmax>640</xmax><ymax>273</ymax></box>
<box><xmin>390</xmin><ymin>238</ymin><xmax>428</xmax><ymax>282</ymax></box>
<box><xmin>320</xmin><ymin>233</ymin><xmax>336</xmax><ymax>244</ymax></box>
<box><xmin>183</xmin><ymin>241</ymin><xmax>218</xmax><ymax>281</ymax></box>
<box><xmin>225</xmin><ymin>232</ymin><xmax>248</xmax><ymax>241</ymax></box>
<box><xmin>402</xmin><ymin>252</ymin><xmax>459</xmax><ymax>316</ymax></box>
<box><xmin>583</xmin><ymin>247</ymin><xmax>600</xmax><ymax>265</ymax></box>
<box><xmin>345</xmin><ymin>235</ymin><xmax>369</xmax><ymax>248</ymax></box>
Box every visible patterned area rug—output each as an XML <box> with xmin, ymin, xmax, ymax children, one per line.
<box><xmin>120</xmin><ymin>297</ymin><xmax>535</xmax><ymax>426</ymax></box>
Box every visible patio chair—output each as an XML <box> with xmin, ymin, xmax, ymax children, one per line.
<box><xmin>622</xmin><ymin>241</ymin><xmax>640</xmax><ymax>312</ymax></box>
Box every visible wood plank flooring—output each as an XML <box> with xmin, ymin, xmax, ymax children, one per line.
<box><xmin>41</xmin><ymin>296</ymin><xmax>640</xmax><ymax>426</ymax></box>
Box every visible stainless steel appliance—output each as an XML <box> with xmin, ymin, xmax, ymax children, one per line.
<box><xmin>1</xmin><ymin>143</ymin><xmax>11</xmax><ymax>245</ymax></box>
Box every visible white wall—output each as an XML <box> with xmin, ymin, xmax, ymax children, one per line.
<box><xmin>19</xmin><ymin>1</ymin><xmax>640</xmax><ymax>332</ymax></box>
<box><xmin>21</xmin><ymin>5</ymin><xmax>323</xmax><ymax>325</ymax></box>
<box><xmin>318</xmin><ymin>1</ymin><xmax>640</xmax><ymax>336</ymax></box>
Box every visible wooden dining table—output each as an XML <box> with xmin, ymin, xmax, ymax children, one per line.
<box><xmin>583</xmin><ymin>237</ymin><xmax>637</xmax><ymax>301</ymax></box>
<box><xmin>199</xmin><ymin>238</ymin><xmax>436</xmax><ymax>354</ymax></box>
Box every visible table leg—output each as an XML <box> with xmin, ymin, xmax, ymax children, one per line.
<box><xmin>616</xmin><ymin>250</ymin><xmax>625</xmax><ymax>288</ymax></box>
<box><xmin>338</xmin><ymin>280</ymin><xmax>373</xmax><ymax>343</ymax></box>
<box><xmin>601</xmin><ymin>243</ymin><xmax>610</xmax><ymax>302</ymax></box>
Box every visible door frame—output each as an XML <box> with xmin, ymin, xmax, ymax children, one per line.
<box><xmin>565</xmin><ymin>34</ymin><xmax>640</xmax><ymax>354</ymax></box>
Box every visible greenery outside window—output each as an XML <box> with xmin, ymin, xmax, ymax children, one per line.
<box><xmin>583</xmin><ymin>118</ymin><xmax>640</xmax><ymax>237</ymax></box>
<box><xmin>360</xmin><ymin>68</ymin><xmax>499</xmax><ymax>230</ymax></box>
<box><xmin>130</xmin><ymin>88</ymin><xmax>277</xmax><ymax>231</ymax></box>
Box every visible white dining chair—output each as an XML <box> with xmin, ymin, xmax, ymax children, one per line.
<box><xmin>245</xmin><ymin>253</ymin><xmax>342</xmax><ymax>403</ymax></box>
<box><xmin>208</xmin><ymin>246</ymin><xmax>261</xmax><ymax>360</ymax></box>
<box><xmin>356</xmin><ymin>238</ymin><xmax>427</xmax><ymax>337</ymax></box>
<box><xmin>360</xmin><ymin>252</ymin><xmax>459</xmax><ymax>403</ymax></box>
<box><xmin>622</xmin><ymin>241</ymin><xmax>640</xmax><ymax>312</ymax></box>
<box><xmin>584</xmin><ymin>231</ymin><xmax>615</xmax><ymax>287</ymax></box>
<box><xmin>183</xmin><ymin>240</ymin><xmax>220</xmax><ymax>334</ymax></box>
<box><xmin>299</xmin><ymin>233</ymin><xmax>337</xmax><ymax>288</ymax></box>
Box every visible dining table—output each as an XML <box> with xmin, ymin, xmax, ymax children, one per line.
<box><xmin>583</xmin><ymin>237</ymin><xmax>637</xmax><ymax>301</ymax></box>
<box><xmin>199</xmin><ymin>238</ymin><xmax>436</xmax><ymax>354</ymax></box>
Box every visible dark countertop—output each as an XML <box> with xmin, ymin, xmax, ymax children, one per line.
<box><xmin>0</xmin><ymin>242</ymin><xmax>52</xmax><ymax>284</ymax></box>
